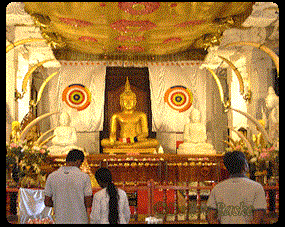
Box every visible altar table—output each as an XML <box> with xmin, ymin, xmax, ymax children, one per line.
<box><xmin>44</xmin><ymin>154</ymin><xmax>228</xmax><ymax>184</ymax></box>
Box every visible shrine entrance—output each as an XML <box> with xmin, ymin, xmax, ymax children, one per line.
<box><xmin>100</xmin><ymin>67</ymin><xmax>156</xmax><ymax>153</ymax></box>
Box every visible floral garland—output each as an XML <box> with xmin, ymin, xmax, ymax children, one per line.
<box><xmin>6</xmin><ymin>141</ymin><xmax>50</xmax><ymax>187</ymax></box>
<box><xmin>26</xmin><ymin>217</ymin><xmax>54</xmax><ymax>224</ymax></box>
<box><xmin>225</xmin><ymin>143</ymin><xmax>279</xmax><ymax>165</ymax></box>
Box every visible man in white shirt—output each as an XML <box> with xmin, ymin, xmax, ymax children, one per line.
<box><xmin>206</xmin><ymin>151</ymin><xmax>267</xmax><ymax>224</ymax></box>
<box><xmin>44</xmin><ymin>149</ymin><xmax>93</xmax><ymax>224</ymax></box>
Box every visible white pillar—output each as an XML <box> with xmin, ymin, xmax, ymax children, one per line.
<box><xmin>6</xmin><ymin>27</ymin><xmax>17</xmax><ymax>142</ymax></box>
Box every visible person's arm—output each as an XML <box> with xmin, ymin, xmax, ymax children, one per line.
<box><xmin>251</xmin><ymin>209</ymin><xmax>265</xmax><ymax>224</ymax></box>
<box><xmin>83</xmin><ymin>175</ymin><xmax>93</xmax><ymax>223</ymax></box>
<box><xmin>84</xmin><ymin>195</ymin><xmax>93</xmax><ymax>209</ymax></box>
<box><xmin>44</xmin><ymin>196</ymin><xmax>53</xmax><ymax>207</ymax></box>
<box><xmin>90</xmin><ymin>195</ymin><xmax>101</xmax><ymax>224</ymax></box>
<box><xmin>44</xmin><ymin>175</ymin><xmax>53</xmax><ymax>207</ymax></box>
<box><xmin>206</xmin><ymin>187</ymin><xmax>220</xmax><ymax>224</ymax></box>
<box><xmin>251</xmin><ymin>184</ymin><xmax>267</xmax><ymax>224</ymax></box>
<box><xmin>85</xmin><ymin>195</ymin><xmax>93</xmax><ymax>223</ymax></box>
<box><xmin>122</xmin><ymin>191</ymin><xmax>131</xmax><ymax>223</ymax></box>
<box><xmin>206</xmin><ymin>208</ymin><xmax>220</xmax><ymax>224</ymax></box>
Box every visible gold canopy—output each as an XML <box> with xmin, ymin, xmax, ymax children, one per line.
<box><xmin>24</xmin><ymin>2</ymin><xmax>254</xmax><ymax>61</ymax></box>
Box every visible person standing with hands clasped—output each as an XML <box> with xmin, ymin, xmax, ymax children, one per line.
<box><xmin>90</xmin><ymin>167</ymin><xmax>130</xmax><ymax>224</ymax></box>
<box><xmin>44</xmin><ymin>149</ymin><xmax>93</xmax><ymax>224</ymax></box>
<box><xmin>206</xmin><ymin>151</ymin><xmax>267</xmax><ymax>224</ymax></box>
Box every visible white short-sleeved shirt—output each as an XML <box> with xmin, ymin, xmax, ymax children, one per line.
<box><xmin>90</xmin><ymin>188</ymin><xmax>131</xmax><ymax>224</ymax></box>
<box><xmin>207</xmin><ymin>175</ymin><xmax>267</xmax><ymax>224</ymax></box>
<box><xmin>44</xmin><ymin>166</ymin><xmax>93</xmax><ymax>224</ymax></box>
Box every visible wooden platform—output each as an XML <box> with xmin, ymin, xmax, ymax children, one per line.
<box><xmin>43</xmin><ymin>153</ymin><xmax>228</xmax><ymax>184</ymax></box>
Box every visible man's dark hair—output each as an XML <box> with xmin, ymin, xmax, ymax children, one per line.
<box><xmin>66</xmin><ymin>149</ymin><xmax>85</xmax><ymax>163</ymax></box>
<box><xmin>223</xmin><ymin>150</ymin><xmax>247</xmax><ymax>175</ymax></box>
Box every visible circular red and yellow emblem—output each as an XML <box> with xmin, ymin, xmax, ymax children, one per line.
<box><xmin>62</xmin><ymin>84</ymin><xmax>91</xmax><ymax>111</ymax></box>
<box><xmin>164</xmin><ymin>86</ymin><xmax>193</xmax><ymax>112</ymax></box>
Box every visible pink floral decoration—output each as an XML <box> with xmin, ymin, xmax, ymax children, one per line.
<box><xmin>259</xmin><ymin>152</ymin><xmax>270</xmax><ymax>160</ymax></box>
<box><xmin>175</xmin><ymin>20</ymin><xmax>206</xmax><ymax>28</ymax></box>
<box><xmin>10</xmin><ymin>143</ymin><xmax>19</xmax><ymax>148</ymax></box>
<box><xmin>235</xmin><ymin>145</ymin><xmax>241</xmax><ymax>150</ymax></box>
<box><xmin>26</xmin><ymin>218</ymin><xmax>54</xmax><ymax>224</ymax></box>
<box><xmin>117</xmin><ymin>45</ymin><xmax>145</xmax><ymax>52</ymax></box>
<box><xmin>111</xmin><ymin>19</ymin><xmax>156</xmax><ymax>32</ymax></box>
<box><xmin>268</xmin><ymin>146</ymin><xmax>276</xmax><ymax>152</ymax></box>
<box><xmin>115</xmin><ymin>35</ymin><xmax>145</xmax><ymax>42</ymax></box>
<box><xmin>162</xmin><ymin>37</ymin><xmax>182</xmax><ymax>44</ymax></box>
<box><xmin>59</xmin><ymin>17</ymin><xmax>93</xmax><ymax>27</ymax></box>
<box><xmin>79</xmin><ymin>36</ymin><xmax>98</xmax><ymax>42</ymax></box>
<box><xmin>118</xmin><ymin>2</ymin><xmax>160</xmax><ymax>15</ymax></box>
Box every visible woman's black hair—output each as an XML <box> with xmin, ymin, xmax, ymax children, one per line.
<box><xmin>95</xmin><ymin>168</ymin><xmax>119</xmax><ymax>224</ymax></box>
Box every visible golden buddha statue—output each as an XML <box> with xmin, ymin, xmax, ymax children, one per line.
<box><xmin>10</xmin><ymin>121</ymin><xmax>21</xmax><ymax>144</ymax></box>
<box><xmin>80</xmin><ymin>151</ymin><xmax>99</xmax><ymax>188</ymax></box>
<box><xmin>101</xmin><ymin>77</ymin><xmax>159</xmax><ymax>153</ymax></box>
<box><xmin>236</xmin><ymin>127</ymin><xmax>248</xmax><ymax>148</ymax></box>
<box><xmin>252</xmin><ymin>119</ymin><xmax>267</xmax><ymax>148</ymax></box>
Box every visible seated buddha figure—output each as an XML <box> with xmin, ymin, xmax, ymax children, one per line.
<box><xmin>48</xmin><ymin>112</ymin><xmax>81</xmax><ymax>156</ymax></box>
<box><xmin>177</xmin><ymin>108</ymin><xmax>216</xmax><ymax>155</ymax></box>
<box><xmin>101</xmin><ymin>77</ymin><xmax>159</xmax><ymax>152</ymax></box>
<box><xmin>10</xmin><ymin>121</ymin><xmax>21</xmax><ymax>144</ymax></box>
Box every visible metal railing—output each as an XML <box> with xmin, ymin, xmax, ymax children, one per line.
<box><xmin>6</xmin><ymin>180</ymin><xmax>279</xmax><ymax>224</ymax></box>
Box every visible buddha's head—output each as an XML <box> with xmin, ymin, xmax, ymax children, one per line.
<box><xmin>59</xmin><ymin>112</ymin><xmax>71</xmax><ymax>126</ymax></box>
<box><xmin>120</xmin><ymin>77</ymin><xmax>137</xmax><ymax>111</ymax></box>
<box><xmin>12</xmin><ymin>121</ymin><xmax>21</xmax><ymax>131</ymax></box>
<box><xmin>265</xmin><ymin>86</ymin><xmax>279</xmax><ymax>109</ymax></box>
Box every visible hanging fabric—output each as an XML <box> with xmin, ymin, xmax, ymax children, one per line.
<box><xmin>48</xmin><ymin>61</ymin><xmax>106</xmax><ymax>132</ymax></box>
<box><xmin>148</xmin><ymin>61</ymin><xmax>207</xmax><ymax>132</ymax></box>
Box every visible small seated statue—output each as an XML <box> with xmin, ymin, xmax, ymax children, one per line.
<box><xmin>177</xmin><ymin>108</ymin><xmax>216</xmax><ymax>155</ymax></box>
<box><xmin>48</xmin><ymin>112</ymin><xmax>81</xmax><ymax>156</ymax></box>
<box><xmin>101</xmin><ymin>77</ymin><xmax>159</xmax><ymax>153</ymax></box>
<box><xmin>10</xmin><ymin>121</ymin><xmax>21</xmax><ymax>144</ymax></box>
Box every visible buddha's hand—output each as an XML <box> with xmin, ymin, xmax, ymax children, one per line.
<box><xmin>136</xmin><ymin>134</ymin><xmax>147</xmax><ymax>141</ymax></box>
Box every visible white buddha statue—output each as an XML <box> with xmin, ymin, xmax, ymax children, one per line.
<box><xmin>177</xmin><ymin>108</ymin><xmax>216</xmax><ymax>155</ymax></box>
<box><xmin>265</xmin><ymin>86</ymin><xmax>279</xmax><ymax>148</ymax></box>
<box><xmin>48</xmin><ymin>112</ymin><xmax>81</xmax><ymax>156</ymax></box>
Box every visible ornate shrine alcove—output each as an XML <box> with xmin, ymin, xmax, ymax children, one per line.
<box><xmin>100</xmin><ymin>67</ymin><xmax>156</xmax><ymax>153</ymax></box>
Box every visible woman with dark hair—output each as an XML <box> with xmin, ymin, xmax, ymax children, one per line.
<box><xmin>90</xmin><ymin>168</ymin><xmax>130</xmax><ymax>224</ymax></box>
